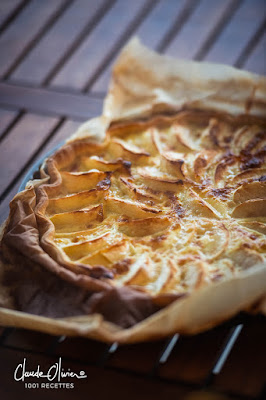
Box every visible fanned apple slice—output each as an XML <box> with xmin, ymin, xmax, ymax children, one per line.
<box><xmin>247</xmin><ymin>132</ymin><xmax>266</xmax><ymax>154</ymax></box>
<box><xmin>180</xmin><ymin>259</ymin><xmax>208</xmax><ymax>290</ymax></box>
<box><xmin>119</xmin><ymin>177</ymin><xmax>161</xmax><ymax>202</ymax></box>
<box><xmin>118</xmin><ymin>216</ymin><xmax>171</xmax><ymax>237</ymax></box>
<box><xmin>125</xmin><ymin>127</ymin><xmax>159</xmax><ymax>156</ymax></box>
<box><xmin>60</xmin><ymin>170</ymin><xmax>109</xmax><ymax>193</ymax></box>
<box><xmin>137</xmin><ymin>167</ymin><xmax>184</xmax><ymax>192</ymax></box>
<box><xmin>232</xmin><ymin>168</ymin><xmax>266</xmax><ymax>185</ymax></box>
<box><xmin>170</xmin><ymin>123</ymin><xmax>197</xmax><ymax>152</ymax></box>
<box><xmin>63</xmin><ymin>232</ymin><xmax>112</xmax><ymax>261</ymax></box>
<box><xmin>50</xmin><ymin>204</ymin><xmax>103</xmax><ymax>233</ymax></box>
<box><xmin>232</xmin><ymin>199</ymin><xmax>266</xmax><ymax>218</ymax></box>
<box><xmin>102</xmin><ymin>240</ymin><xmax>130</xmax><ymax>264</ymax></box>
<box><xmin>200</xmin><ymin>118</ymin><xmax>235</xmax><ymax>149</ymax></box>
<box><xmin>75</xmin><ymin>236</ymin><xmax>128</xmax><ymax>266</ymax></box>
<box><xmin>195</xmin><ymin>221</ymin><xmax>229</xmax><ymax>261</ymax></box>
<box><xmin>214</xmin><ymin>154</ymin><xmax>239</xmax><ymax>185</ymax></box>
<box><xmin>78</xmin><ymin>250</ymin><xmax>111</xmax><ymax>267</ymax></box>
<box><xmin>54</xmin><ymin>225</ymin><xmax>109</xmax><ymax>246</ymax></box>
<box><xmin>232</xmin><ymin>125</ymin><xmax>265</xmax><ymax>154</ymax></box>
<box><xmin>233</xmin><ymin>181</ymin><xmax>266</xmax><ymax>203</ymax></box>
<box><xmin>46</xmin><ymin>188</ymin><xmax>107</xmax><ymax>215</ymax></box>
<box><xmin>232</xmin><ymin>126</ymin><xmax>250</xmax><ymax>152</ymax></box>
<box><xmin>199</xmin><ymin>190</ymin><xmax>229</xmax><ymax>218</ymax></box>
<box><xmin>80</xmin><ymin>155</ymin><xmax>131</xmax><ymax>173</ymax></box>
<box><xmin>108</xmin><ymin>138</ymin><xmax>150</xmax><ymax>162</ymax></box>
<box><xmin>184</xmin><ymin>189</ymin><xmax>222</xmax><ymax>219</ymax></box>
<box><xmin>229</xmin><ymin>245</ymin><xmax>265</xmax><ymax>269</ymax></box>
<box><xmin>115</xmin><ymin>254</ymin><xmax>149</xmax><ymax>286</ymax></box>
<box><xmin>150</xmin><ymin>127</ymin><xmax>163</xmax><ymax>154</ymax></box>
<box><xmin>209</xmin><ymin>259</ymin><xmax>235</xmax><ymax>282</ymax></box>
<box><xmin>146</xmin><ymin>258</ymin><xmax>178</xmax><ymax>295</ymax></box>
<box><xmin>193</xmin><ymin>150</ymin><xmax>217</xmax><ymax>180</ymax></box>
<box><xmin>160</xmin><ymin>152</ymin><xmax>185</xmax><ymax>179</ymax></box>
<box><xmin>238</xmin><ymin>220</ymin><xmax>266</xmax><ymax>235</ymax></box>
<box><xmin>105</xmin><ymin>197</ymin><xmax>162</xmax><ymax>219</ymax></box>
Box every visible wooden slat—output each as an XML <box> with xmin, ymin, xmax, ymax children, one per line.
<box><xmin>0</xmin><ymin>107</ymin><xmax>19</xmax><ymax>139</ymax></box>
<box><xmin>158</xmin><ymin>325</ymin><xmax>230</xmax><ymax>384</ymax></box>
<box><xmin>243</xmin><ymin>31</ymin><xmax>266</xmax><ymax>75</ymax></box>
<box><xmin>0</xmin><ymin>83</ymin><xmax>103</xmax><ymax>119</ymax></box>
<box><xmin>212</xmin><ymin>318</ymin><xmax>266</xmax><ymax>398</ymax></box>
<box><xmin>0</xmin><ymin>113</ymin><xmax>59</xmax><ymax>198</ymax></box>
<box><xmin>0</xmin><ymin>0</ymin><xmax>25</xmax><ymax>30</ymax></box>
<box><xmin>164</xmin><ymin>0</ymin><xmax>234</xmax><ymax>60</ymax></box>
<box><xmin>0</xmin><ymin>347</ymin><xmax>189</xmax><ymax>400</ymax></box>
<box><xmin>133</xmin><ymin>0</ymin><xmax>188</xmax><ymax>51</ymax></box>
<box><xmin>0</xmin><ymin>0</ymin><xmax>68</xmax><ymax>78</ymax></box>
<box><xmin>49</xmin><ymin>0</ymin><xmax>154</xmax><ymax>91</ymax></box>
<box><xmin>204</xmin><ymin>0</ymin><xmax>266</xmax><ymax>66</ymax></box>
<box><xmin>38</xmin><ymin>119</ymin><xmax>81</xmax><ymax>157</ymax></box>
<box><xmin>9</xmin><ymin>0</ymin><xmax>109</xmax><ymax>86</ymax></box>
<box><xmin>91</xmin><ymin>0</ymin><xmax>189</xmax><ymax>93</ymax></box>
<box><xmin>0</xmin><ymin>119</ymin><xmax>81</xmax><ymax>223</ymax></box>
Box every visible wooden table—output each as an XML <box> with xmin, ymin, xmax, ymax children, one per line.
<box><xmin>0</xmin><ymin>1</ymin><xmax>265</xmax><ymax>399</ymax></box>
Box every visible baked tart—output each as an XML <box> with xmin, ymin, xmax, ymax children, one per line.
<box><xmin>0</xmin><ymin>38</ymin><xmax>265</xmax><ymax>343</ymax></box>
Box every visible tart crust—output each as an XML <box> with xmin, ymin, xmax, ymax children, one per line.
<box><xmin>0</xmin><ymin>38</ymin><xmax>265</xmax><ymax>343</ymax></box>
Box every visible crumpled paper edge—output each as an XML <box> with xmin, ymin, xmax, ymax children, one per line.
<box><xmin>103</xmin><ymin>37</ymin><xmax>266</xmax><ymax>122</ymax></box>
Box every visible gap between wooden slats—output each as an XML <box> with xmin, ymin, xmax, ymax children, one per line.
<box><xmin>91</xmin><ymin>0</ymin><xmax>192</xmax><ymax>93</ymax></box>
<box><xmin>0</xmin><ymin>0</ymin><xmax>71</xmax><ymax>79</ymax></box>
<box><xmin>49</xmin><ymin>0</ymin><xmax>156</xmax><ymax>91</ymax></box>
<box><xmin>164</xmin><ymin>0</ymin><xmax>238</xmax><ymax>59</ymax></box>
<box><xmin>235</xmin><ymin>17</ymin><xmax>266</xmax><ymax>70</ymax></box>
<box><xmin>0</xmin><ymin>0</ymin><xmax>29</xmax><ymax>35</ymax></box>
<box><xmin>0</xmin><ymin>107</ymin><xmax>21</xmax><ymax>141</ymax></box>
<box><xmin>240</xmin><ymin>26</ymin><xmax>266</xmax><ymax>75</ymax></box>
<box><xmin>203</xmin><ymin>0</ymin><xmax>266</xmax><ymax>66</ymax></box>
<box><xmin>9</xmin><ymin>0</ymin><xmax>112</xmax><ymax>86</ymax></box>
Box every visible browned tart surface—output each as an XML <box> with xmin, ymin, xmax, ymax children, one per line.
<box><xmin>2</xmin><ymin>111</ymin><xmax>265</xmax><ymax>323</ymax></box>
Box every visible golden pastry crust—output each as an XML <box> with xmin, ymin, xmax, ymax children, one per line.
<box><xmin>0</xmin><ymin>38</ymin><xmax>265</xmax><ymax>343</ymax></box>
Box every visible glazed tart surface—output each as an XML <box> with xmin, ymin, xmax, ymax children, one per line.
<box><xmin>40</xmin><ymin>110</ymin><xmax>266</xmax><ymax>299</ymax></box>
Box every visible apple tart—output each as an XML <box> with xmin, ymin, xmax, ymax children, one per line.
<box><xmin>0</xmin><ymin>38</ymin><xmax>265</xmax><ymax>343</ymax></box>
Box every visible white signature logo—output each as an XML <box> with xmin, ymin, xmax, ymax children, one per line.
<box><xmin>14</xmin><ymin>357</ymin><xmax>87</xmax><ymax>383</ymax></box>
